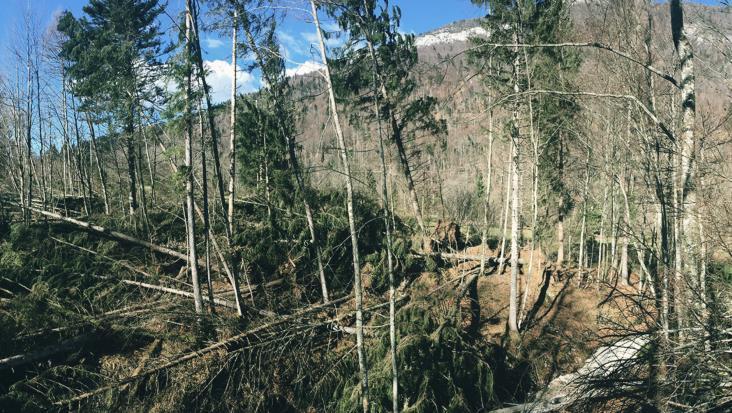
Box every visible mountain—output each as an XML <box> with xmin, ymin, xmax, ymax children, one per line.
<box><xmin>281</xmin><ymin>2</ymin><xmax>731</xmax><ymax>228</ymax></box>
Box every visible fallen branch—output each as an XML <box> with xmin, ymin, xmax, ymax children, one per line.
<box><xmin>107</xmin><ymin>276</ymin><xmax>239</xmax><ymax>310</ymax></box>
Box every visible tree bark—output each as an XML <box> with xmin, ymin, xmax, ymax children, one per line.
<box><xmin>86</xmin><ymin>114</ymin><xmax>110</xmax><ymax>215</ymax></box>
<box><xmin>311</xmin><ymin>4</ymin><xmax>368</xmax><ymax>410</ymax></box>
<box><xmin>508</xmin><ymin>31</ymin><xmax>521</xmax><ymax>334</ymax></box>
<box><xmin>227</xmin><ymin>10</ymin><xmax>238</xmax><ymax>236</ymax></box>
<box><xmin>184</xmin><ymin>2</ymin><xmax>204</xmax><ymax>313</ymax></box>
<box><xmin>671</xmin><ymin>0</ymin><xmax>698</xmax><ymax>338</ymax></box>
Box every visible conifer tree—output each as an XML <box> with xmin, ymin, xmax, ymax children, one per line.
<box><xmin>58</xmin><ymin>0</ymin><xmax>165</xmax><ymax>216</ymax></box>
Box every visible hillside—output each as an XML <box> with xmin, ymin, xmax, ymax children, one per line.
<box><xmin>287</xmin><ymin>3</ymin><xmax>731</xmax><ymax>230</ymax></box>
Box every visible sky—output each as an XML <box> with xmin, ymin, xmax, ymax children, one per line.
<box><xmin>0</xmin><ymin>0</ymin><xmax>486</xmax><ymax>103</ymax></box>
<box><xmin>0</xmin><ymin>0</ymin><xmax>726</xmax><ymax>103</ymax></box>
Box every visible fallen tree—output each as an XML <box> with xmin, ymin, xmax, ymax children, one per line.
<box><xmin>6</xmin><ymin>201</ymin><xmax>188</xmax><ymax>261</ymax></box>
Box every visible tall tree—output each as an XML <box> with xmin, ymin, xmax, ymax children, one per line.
<box><xmin>58</xmin><ymin>0</ymin><xmax>165</xmax><ymax>216</ymax></box>
<box><xmin>310</xmin><ymin>4</ymin><xmax>369</xmax><ymax>410</ymax></box>
<box><xmin>184</xmin><ymin>0</ymin><xmax>204</xmax><ymax>313</ymax></box>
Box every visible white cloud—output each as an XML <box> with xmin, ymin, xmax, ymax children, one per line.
<box><xmin>302</xmin><ymin>29</ymin><xmax>345</xmax><ymax>49</ymax></box>
<box><xmin>285</xmin><ymin>60</ymin><xmax>324</xmax><ymax>77</ymax></box>
<box><xmin>204</xmin><ymin>37</ymin><xmax>224</xmax><ymax>49</ymax></box>
<box><xmin>204</xmin><ymin>60</ymin><xmax>259</xmax><ymax>103</ymax></box>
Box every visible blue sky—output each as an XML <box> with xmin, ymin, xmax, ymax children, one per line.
<box><xmin>0</xmin><ymin>0</ymin><xmax>486</xmax><ymax>102</ymax></box>
<box><xmin>0</xmin><ymin>0</ymin><xmax>726</xmax><ymax>103</ymax></box>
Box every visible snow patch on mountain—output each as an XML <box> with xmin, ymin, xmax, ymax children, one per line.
<box><xmin>286</xmin><ymin>60</ymin><xmax>324</xmax><ymax>77</ymax></box>
<box><xmin>415</xmin><ymin>26</ymin><xmax>489</xmax><ymax>48</ymax></box>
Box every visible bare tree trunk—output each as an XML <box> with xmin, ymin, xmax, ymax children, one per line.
<box><xmin>25</xmin><ymin>56</ymin><xmax>33</xmax><ymax>223</ymax></box>
<box><xmin>189</xmin><ymin>0</ymin><xmax>231</xmax><ymax>239</ymax></box>
<box><xmin>142</xmin><ymin>127</ymin><xmax>156</xmax><ymax>203</ymax></box>
<box><xmin>185</xmin><ymin>2</ymin><xmax>203</xmax><ymax>313</ymax></box>
<box><xmin>198</xmin><ymin>98</ymin><xmax>217</xmax><ymax>315</ymax></box>
<box><xmin>619</xmin><ymin>172</ymin><xmax>632</xmax><ymax>286</ymax></box>
<box><xmin>578</xmin><ymin>147</ymin><xmax>590</xmax><ymax>275</ymax></box>
<box><xmin>227</xmin><ymin>10</ymin><xmax>238</xmax><ymax>236</ymax></box>
<box><xmin>520</xmin><ymin>48</ymin><xmax>537</xmax><ymax>324</ymax></box>
<box><xmin>86</xmin><ymin>114</ymin><xmax>110</xmax><ymax>215</ymax></box>
<box><xmin>311</xmin><ymin>4</ymin><xmax>367</xmax><ymax>410</ymax></box>
<box><xmin>497</xmin><ymin>161</ymin><xmax>511</xmax><ymax>275</ymax></box>
<box><xmin>508</xmin><ymin>33</ymin><xmax>521</xmax><ymax>334</ymax></box>
<box><xmin>125</xmin><ymin>117</ymin><xmax>138</xmax><ymax>216</ymax></box>
<box><xmin>556</xmin><ymin>138</ymin><xmax>565</xmax><ymax>268</ymax></box>
<box><xmin>480</xmin><ymin>95</ymin><xmax>494</xmax><ymax>277</ymax></box>
<box><xmin>671</xmin><ymin>0</ymin><xmax>698</xmax><ymax>339</ymax></box>
<box><xmin>35</xmin><ymin>63</ymin><xmax>47</xmax><ymax>208</ymax></box>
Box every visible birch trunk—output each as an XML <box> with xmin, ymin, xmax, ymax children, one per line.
<box><xmin>185</xmin><ymin>2</ymin><xmax>203</xmax><ymax>313</ymax></box>
<box><xmin>227</xmin><ymin>11</ymin><xmax>237</xmax><ymax>235</ymax></box>
<box><xmin>310</xmin><ymin>4</ymin><xmax>368</xmax><ymax>410</ymax></box>
<box><xmin>508</xmin><ymin>32</ymin><xmax>521</xmax><ymax>333</ymax></box>
<box><xmin>86</xmin><ymin>114</ymin><xmax>110</xmax><ymax>215</ymax></box>
<box><xmin>671</xmin><ymin>0</ymin><xmax>698</xmax><ymax>337</ymax></box>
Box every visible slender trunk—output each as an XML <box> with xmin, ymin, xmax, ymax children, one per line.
<box><xmin>185</xmin><ymin>2</ymin><xmax>203</xmax><ymax>313</ymax></box>
<box><xmin>363</xmin><ymin>11</ymin><xmax>399</xmax><ymax>410</ymax></box>
<box><xmin>520</xmin><ymin>48</ymin><xmax>537</xmax><ymax>324</ymax></box>
<box><xmin>311</xmin><ymin>4</ymin><xmax>367</xmax><ymax>410</ymax></box>
<box><xmin>25</xmin><ymin>59</ymin><xmax>33</xmax><ymax>223</ymax></box>
<box><xmin>142</xmin><ymin>127</ymin><xmax>155</xmax><ymax>203</ymax></box>
<box><xmin>619</xmin><ymin>173</ymin><xmax>632</xmax><ymax>286</ymax></box>
<box><xmin>620</xmin><ymin>176</ymin><xmax>630</xmax><ymax>286</ymax></box>
<box><xmin>198</xmin><ymin>97</ymin><xmax>218</xmax><ymax>315</ymax></box>
<box><xmin>508</xmin><ymin>32</ymin><xmax>521</xmax><ymax>334</ymax></box>
<box><xmin>35</xmin><ymin>64</ymin><xmax>47</xmax><ymax>208</ymax></box>
<box><xmin>480</xmin><ymin>97</ymin><xmax>494</xmax><ymax>277</ymax></box>
<box><xmin>86</xmin><ymin>114</ymin><xmax>110</xmax><ymax>215</ymax></box>
<box><xmin>227</xmin><ymin>11</ymin><xmax>238</xmax><ymax>235</ymax></box>
<box><xmin>578</xmin><ymin>148</ymin><xmax>590</xmax><ymax>275</ymax></box>
<box><xmin>497</xmin><ymin>161</ymin><xmax>511</xmax><ymax>275</ymax></box>
<box><xmin>189</xmin><ymin>0</ymin><xmax>231</xmax><ymax>239</ymax></box>
<box><xmin>125</xmin><ymin>116</ymin><xmax>138</xmax><ymax>216</ymax></box>
<box><xmin>556</xmin><ymin>138</ymin><xmax>565</xmax><ymax>267</ymax></box>
<box><xmin>70</xmin><ymin>98</ymin><xmax>90</xmax><ymax>215</ymax></box>
<box><xmin>598</xmin><ymin>185</ymin><xmax>608</xmax><ymax>281</ymax></box>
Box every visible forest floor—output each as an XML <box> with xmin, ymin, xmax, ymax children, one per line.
<box><xmin>0</xmin><ymin>203</ymin><xmax>655</xmax><ymax>412</ymax></box>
